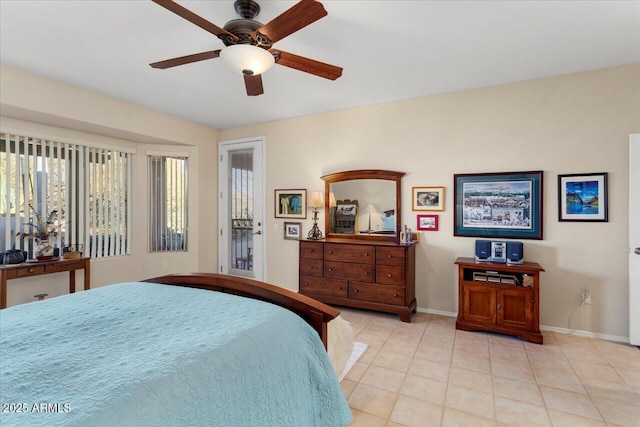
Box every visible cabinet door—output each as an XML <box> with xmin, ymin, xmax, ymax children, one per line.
<box><xmin>498</xmin><ymin>288</ymin><xmax>534</xmax><ymax>331</ymax></box>
<box><xmin>462</xmin><ymin>283</ymin><xmax>496</xmax><ymax>325</ymax></box>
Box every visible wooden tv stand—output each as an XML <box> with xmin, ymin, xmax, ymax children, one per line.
<box><xmin>455</xmin><ymin>257</ymin><xmax>544</xmax><ymax>344</ymax></box>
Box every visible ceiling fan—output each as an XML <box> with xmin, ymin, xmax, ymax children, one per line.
<box><xmin>150</xmin><ymin>0</ymin><xmax>343</xmax><ymax>96</ymax></box>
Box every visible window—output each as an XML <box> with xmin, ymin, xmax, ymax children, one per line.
<box><xmin>0</xmin><ymin>131</ymin><xmax>132</xmax><ymax>258</ymax></box>
<box><xmin>148</xmin><ymin>154</ymin><xmax>188</xmax><ymax>252</ymax></box>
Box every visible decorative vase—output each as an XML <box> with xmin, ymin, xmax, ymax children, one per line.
<box><xmin>35</xmin><ymin>236</ymin><xmax>55</xmax><ymax>260</ymax></box>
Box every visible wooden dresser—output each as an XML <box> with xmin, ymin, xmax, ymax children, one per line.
<box><xmin>299</xmin><ymin>238</ymin><xmax>416</xmax><ymax>322</ymax></box>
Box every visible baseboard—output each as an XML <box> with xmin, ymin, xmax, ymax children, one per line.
<box><xmin>415</xmin><ymin>307</ymin><xmax>630</xmax><ymax>344</ymax></box>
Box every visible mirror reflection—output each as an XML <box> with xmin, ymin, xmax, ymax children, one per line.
<box><xmin>329</xmin><ymin>179</ymin><xmax>396</xmax><ymax>235</ymax></box>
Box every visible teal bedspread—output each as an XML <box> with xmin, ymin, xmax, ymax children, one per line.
<box><xmin>0</xmin><ymin>282</ymin><xmax>352</xmax><ymax>427</ymax></box>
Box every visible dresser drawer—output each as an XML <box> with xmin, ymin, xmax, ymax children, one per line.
<box><xmin>376</xmin><ymin>265</ymin><xmax>405</xmax><ymax>285</ymax></box>
<box><xmin>325</xmin><ymin>244</ymin><xmax>375</xmax><ymax>264</ymax></box>
<box><xmin>300</xmin><ymin>276</ymin><xmax>348</xmax><ymax>297</ymax></box>
<box><xmin>16</xmin><ymin>265</ymin><xmax>46</xmax><ymax>277</ymax></box>
<box><xmin>350</xmin><ymin>282</ymin><xmax>405</xmax><ymax>305</ymax></box>
<box><xmin>300</xmin><ymin>259</ymin><xmax>323</xmax><ymax>277</ymax></box>
<box><xmin>376</xmin><ymin>246</ymin><xmax>406</xmax><ymax>267</ymax></box>
<box><xmin>299</xmin><ymin>241</ymin><xmax>323</xmax><ymax>260</ymax></box>
<box><xmin>325</xmin><ymin>261</ymin><xmax>375</xmax><ymax>283</ymax></box>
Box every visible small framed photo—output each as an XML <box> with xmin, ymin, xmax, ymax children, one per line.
<box><xmin>412</xmin><ymin>186</ymin><xmax>445</xmax><ymax>211</ymax></box>
<box><xmin>417</xmin><ymin>214</ymin><xmax>439</xmax><ymax>231</ymax></box>
<box><xmin>558</xmin><ymin>172</ymin><xmax>608</xmax><ymax>222</ymax></box>
<box><xmin>284</xmin><ymin>222</ymin><xmax>302</xmax><ymax>240</ymax></box>
<box><xmin>275</xmin><ymin>189</ymin><xmax>306</xmax><ymax>219</ymax></box>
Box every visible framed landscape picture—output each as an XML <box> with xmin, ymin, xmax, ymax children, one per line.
<box><xmin>275</xmin><ymin>189</ymin><xmax>306</xmax><ymax>219</ymax></box>
<box><xmin>558</xmin><ymin>172</ymin><xmax>608</xmax><ymax>222</ymax></box>
<box><xmin>283</xmin><ymin>222</ymin><xmax>302</xmax><ymax>240</ymax></box>
<box><xmin>417</xmin><ymin>214</ymin><xmax>439</xmax><ymax>231</ymax></box>
<box><xmin>454</xmin><ymin>171</ymin><xmax>543</xmax><ymax>239</ymax></box>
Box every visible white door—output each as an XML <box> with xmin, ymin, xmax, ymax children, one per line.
<box><xmin>218</xmin><ymin>137</ymin><xmax>265</xmax><ymax>280</ymax></box>
<box><xmin>630</xmin><ymin>133</ymin><xmax>639</xmax><ymax>346</ymax></box>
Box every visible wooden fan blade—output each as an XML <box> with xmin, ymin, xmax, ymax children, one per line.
<box><xmin>150</xmin><ymin>50</ymin><xmax>221</xmax><ymax>69</ymax></box>
<box><xmin>244</xmin><ymin>74</ymin><xmax>264</xmax><ymax>96</ymax></box>
<box><xmin>255</xmin><ymin>0</ymin><xmax>327</xmax><ymax>45</ymax></box>
<box><xmin>152</xmin><ymin>0</ymin><xmax>237</xmax><ymax>41</ymax></box>
<box><xmin>273</xmin><ymin>50</ymin><xmax>342</xmax><ymax>80</ymax></box>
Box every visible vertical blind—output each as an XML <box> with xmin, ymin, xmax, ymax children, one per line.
<box><xmin>0</xmin><ymin>132</ymin><xmax>132</xmax><ymax>258</ymax></box>
<box><xmin>148</xmin><ymin>155</ymin><xmax>188</xmax><ymax>252</ymax></box>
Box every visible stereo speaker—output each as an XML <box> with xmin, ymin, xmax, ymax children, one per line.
<box><xmin>506</xmin><ymin>241</ymin><xmax>524</xmax><ymax>265</ymax></box>
<box><xmin>475</xmin><ymin>240</ymin><xmax>492</xmax><ymax>262</ymax></box>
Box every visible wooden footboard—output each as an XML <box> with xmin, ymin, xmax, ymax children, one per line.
<box><xmin>144</xmin><ymin>273</ymin><xmax>340</xmax><ymax>349</ymax></box>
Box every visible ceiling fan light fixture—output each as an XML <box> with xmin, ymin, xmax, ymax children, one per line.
<box><xmin>220</xmin><ymin>44</ymin><xmax>275</xmax><ymax>76</ymax></box>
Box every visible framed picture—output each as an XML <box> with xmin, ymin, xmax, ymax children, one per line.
<box><xmin>454</xmin><ymin>171</ymin><xmax>543</xmax><ymax>240</ymax></box>
<box><xmin>336</xmin><ymin>203</ymin><xmax>357</xmax><ymax>216</ymax></box>
<box><xmin>283</xmin><ymin>222</ymin><xmax>302</xmax><ymax>240</ymax></box>
<box><xmin>558</xmin><ymin>172</ymin><xmax>608</xmax><ymax>222</ymax></box>
<box><xmin>417</xmin><ymin>214</ymin><xmax>439</xmax><ymax>231</ymax></box>
<box><xmin>412</xmin><ymin>186</ymin><xmax>445</xmax><ymax>211</ymax></box>
<box><xmin>275</xmin><ymin>189</ymin><xmax>306</xmax><ymax>219</ymax></box>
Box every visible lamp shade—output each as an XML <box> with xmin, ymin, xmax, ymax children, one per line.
<box><xmin>363</xmin><ymin>204</ymin><xmax>378</xmax><ymax>214</ymax></box>
<box><xmin>309</xmin><ymin>191</ymin><xmax>325</xmax><ymax>209</ymax></box>
<box><xmin>219</xmin><ymin>45</ymin><xmax>275</xmax><ymax>76</ymax></box>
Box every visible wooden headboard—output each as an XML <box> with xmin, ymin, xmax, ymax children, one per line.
<box><xmin>143</xmin><ymin>273</ymin><xmax>340</xmax><ymax>349</ymax></box>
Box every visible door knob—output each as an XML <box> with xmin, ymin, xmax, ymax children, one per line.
<box><xmin>635</xmin><ymin>247</ymin><xmax>640</xmax><ymax>255</ymax></box>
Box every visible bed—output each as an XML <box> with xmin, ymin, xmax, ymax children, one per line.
<box><xmin>0</xmin><ymin>273</ymin><xmax>353</xmax><ymax>427</ymax></box>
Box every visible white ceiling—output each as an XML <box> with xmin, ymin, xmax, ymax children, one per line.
<box><xmin>1</xmin><ymin>1</ymin><xmax>639</xmax><ymax>130</ymax></box>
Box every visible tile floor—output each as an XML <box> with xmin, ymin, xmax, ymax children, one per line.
<box><xmin>337</xmin><ymin>308</ymin><xmax>640</xmax><ymax>427</ymax></box>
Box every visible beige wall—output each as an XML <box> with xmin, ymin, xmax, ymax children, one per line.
<box><xmin>0</xmin><ymin>64</ymin><xmax>219</xmax><ymax>306</ymax></box>
<box><xmin>1</xmin><ymin>63</ymin><xmax>638</xmax><ymax>340</ymax></box>
<box><xmin>220</xmin><ymin>63</ymin><xmax>640</xmax><ymax>340</ymax></box>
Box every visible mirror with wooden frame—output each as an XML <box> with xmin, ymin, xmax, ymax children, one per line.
<box><xmin>321</xmin><ymin>169</ymin><xmax>404</xmax><ymax>241</ymax></box>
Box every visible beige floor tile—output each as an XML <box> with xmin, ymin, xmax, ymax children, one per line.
<box><xmin>592</xmin><ymin>397</ymin><xmax>640</xmax><ymax>426</ymax></box>
<box><xmin>561</xmin><ymin>347</ymin><xmax>610</xmax><ymax>366</ymax></box>
<box><xmin>494</xmin><ymin>396</ymin><xmax>551</xmax><ymax>427</ymax></box>
<box><xmin>546</xmin><ymin>409</ymin><xmax>607</xmax><ymax>427</ymax></box>
<box><xmin>391</xmin><ymin>326</ymin><xmax>425</xmax><ymax>341</ymax></box>
<box><xmin>373</xmin><ymin>350</ymin><xmax>413</xmax><ymax>373</ymax></box>
<box><xmin>491</xmin><ymin>358</ymin><xmax>536</xmax><ymax>383</ymax></box>
<box><xmin>488</xmin><ymin>333</ymin><xmax>525</xmax><ymax>349</ymax></box>
<box><xmin>341</xmin><ymin>378</ymin><xmax>358</xmax><ymax>399</ymax></box>
<box><xmin>533</xmin><ymin>365</ymin><xmax>586</xmax><ymax>394</ymax></box>
<box><xmin>348</xmin><ymin>383</ymin><xmax>398</xmax><ymax>420</ymax></box>
<box><xmin>571</xmin><ymin>359</ymin><xmax>625</xmax><ymax>383</ymax></box>
<box><xmin>356</xmin><ymin>331</ymin><xmax>389</xmax><ymax>349</ymax></box>
<box><xmin>454</xmin><ymin>337</ymin><xmax>490</xmax><ymax>357</ymax></box>
<box><xmin>445</xmin><ymin>384</ymin><xmax>495</xmax><ymax>420</ymax></box>
<box><xmin>456</xmin><ymin>329</ymin><xmax>489</xmax><ymax>343</ymax></box>
<box><xmin>347</xmin><ymin>409</ymin><xmax>387</xmax><ymax>427</ymax></box>
<box><xmin>448</xmin><ymin>366</ymin><xmax>493</xmax><ymax>393</ymax></box>
<box><xmin>390</xmin><ymin>395</ymin><xmax>443</xmax><ymax>427</ymax></box>
<box><xmin>345</xmin><ymin>361</ymin><xmax>369</xmax><ymax>382</ymax></box>
<box><xmin>490</xmin><ymin>344</ymin><xmax>528</xmax><ymax>362</ymax></box>
<box><xmin>421</xmin><ymin>332</ymin><xmax>455</xmax><ymax>349</ymax></box>
<box><xmin>451</xmin><ymin>350</ymin><xmax>491</xmax><ymax>374</ymax></box>
<box><xmin>617</xmin><ymin>366</ymin><xmax>640</xmax><ymax>388</ymax></box>
<box><xmin>442</xmin><ymin>408</ymin><xmax>497</xmax><ymax>427</ymax></box>
<box><xmin>605</xmin><ymin>352</ymin><xmax>640</xmax><ymax>372</ymax></box>
<box><xmin>414</xmin><ymin>343</ymin><xmax>453</xmax><ymax>364</ymax></box>
<box><xmin>592</xmin><ymin>339</ymin><xmax>639</xmax><ymax>358</ymax></box>
<box><xmin>539</xmin><ymin>386</ymin><xmax>603</xmax><ymax>421</ymax></box>
<box><xmin>370</xmin><ymin>314</ymin><xmax>404</xmax><ymax>328</ymax></box>
<box><xmin>492</xmin><ymin>375</ymin><xmax>544</xmax><ymax>406</ymax></box>
<box><xmin>385</xmin><ymin>421</ymin><xmax>407</xmax><ymax>427</ymax></box>
<box><xmin>581</xmin><ymin>376</ymin><xmax>640</xmax><ymax>404</ymax></box>
<box><xmin>360</xmin><ymin>365</ymin><xmax>406</xmax><ymax>393</ymax></box>
<box><xmin>361</xmin><ymin>323</ymin><xmax>396</xmax><ymax>339</ymax></box>
<box><xmin>381</xmin><ymin>337</ymin><xmax>419</xmax><ymax>358</ymax></box>
<box><xmin>528</xmin><ymin>351</ymin><xmax>573</xmax><ymax>373</ymax></box>
<box><xmin>358</xmin><ymin>346</ymin><xmax>379</xmax><ymax>364</ymax></box>
<box><xmin>408</xmin><ymin>358</ymin><xmax>450</xmax><ymax>383</ymax></box>
<box><xmin>400</xmin><ymin>374</ymin><xmax>447</xmax><ymax>405</ymax></box>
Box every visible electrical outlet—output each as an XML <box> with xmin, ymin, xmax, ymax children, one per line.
<box><xmin>583</xmin><ymin>289</ymin><xmax>591</xmax><ymax>305</ymax></box>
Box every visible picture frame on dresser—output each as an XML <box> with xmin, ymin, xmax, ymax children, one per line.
<box><xmin>275</xmin><ymin>189</ymin><xmax>306</xmax><ymax>219</ymax></box>
<box><xmin>558</xmin><ymin>172</ymin><xmax>608</xmax><ymax>222</ymax></box>
<box><xmin>454</xmin><ymin>171</ymin><xmax>543</xmax><ymax>240</ymax></box>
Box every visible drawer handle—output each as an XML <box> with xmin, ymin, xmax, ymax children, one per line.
<box><xmin>28</xmin><ymin>268</ymin><xmax>35</xmax><ymax>273</ymax></box>
<box><xmin>328</xmin><ymin>268</ymin><xmax>332</xmax><ymax>272</ymax></box>
<box><xmin>308</xmin><ymin>249</ymin><xmax>314</xmax><ymax>253</ymax></box>
<box><xmin>338</xmin><ymin>286</ymin><xmax>343</xmax><ymax>290</ymax></box>
<box><xmin>308</xmin><ymin>266</ymin><xmax>314</xmax><ymax>270</ymax></box>
<box><xmin>364</xmin><ymin>272</ymin><xmax>368</xmax><ymax>275</ymax></box>
<box><xmin>387</xmin><ymin>273</ymin><xmax>392</xmax><ymax>278</ymax></box>
<box><xmin>497</xmin><ymin>304</ymin><xmax>502</xmax><ymax>310</ymax></box>
<box><xmin>363</xmin><ymin>253</ymin><xmax>369</xmax><ymax>257</ymax></box>
<box><xmin>328</xmin><ymin>250</ymin><xmax>333</xmax><ymax>254</ymax></box>
<box><xmin>387</xmin><ymin>255</ymin><xmax>392</xmax><ymax>258</ymax></box>
<box><xmin>304</xmin><ymin>282</ymin><xmax>309</xmax><ymax>286</ymax></box>
<box><xmin>394</xmin><ymin>293</ymin><xmax>398</xmax><ymax>297</ymax></box>
<box><xmin>353</xmin><ymin>289</ymin><xmax>359</xmax><ymax>293</ymax></box>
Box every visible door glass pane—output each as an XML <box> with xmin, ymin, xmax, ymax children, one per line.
<box><xmin>229</xmin><ymin>149</ymin><xmax>253</xmax><ymax>273</ymax></box>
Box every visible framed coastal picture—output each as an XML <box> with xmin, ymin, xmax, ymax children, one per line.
<box><xmin>454</xmin><ymin>171</ymin><xmax>543</xmax><ymax>240</ymax></box>
<box><xmin>283</xmin><ymin>222</ymin><xmax>302</xmax><ymax>240</ymax></box>
<box><xmin>275</xmin><ymin>189</ymin><xmax>306</xmax><ymax>219</ymax></box>
<box><xmin>412</xmin><ymin>186</ymin><xmax>444</xmax><ymax>211</ymax></box>
<box><xmin>558</xmin><ymin>172</ymin><xmax>608</xmax><ymax>222</ymax></box>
